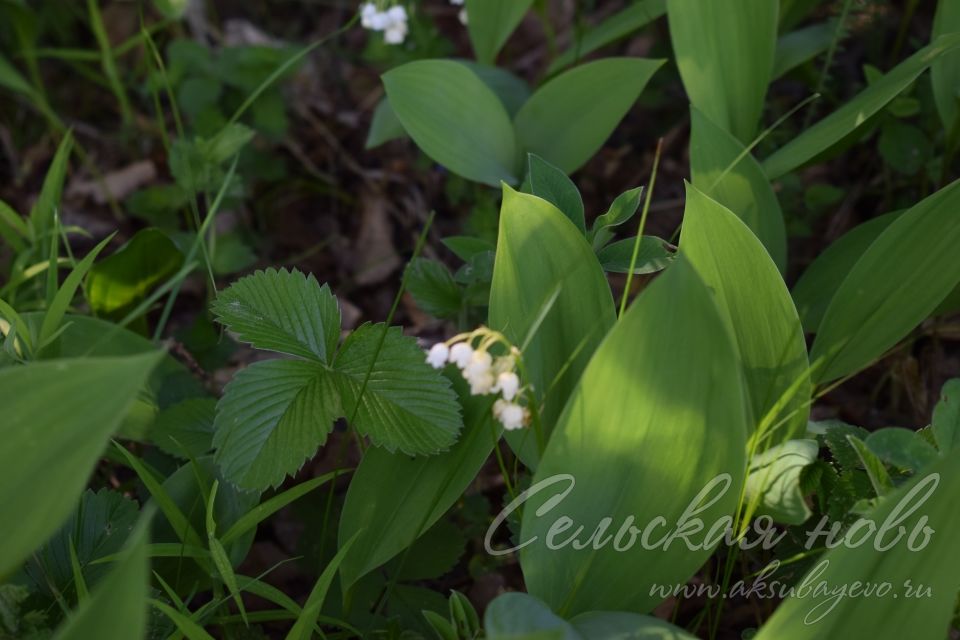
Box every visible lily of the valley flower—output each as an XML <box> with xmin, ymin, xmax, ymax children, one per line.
<box><xmin>359</xmin><ymin>2</ymin><xmax>409</xmax><ymax>45</ymax></box>
<box><xmin>423</xmin><ymin>326</ymin><xmax>531</xmax><ymax>430</ymax></box>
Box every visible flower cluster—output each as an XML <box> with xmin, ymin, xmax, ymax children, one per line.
<box><xmin>449</xmin><ymin>0</ymin><xmax>467</xmax><ymax>25</ymax></box>
<box><xmin>425</xmin><ymin>328</ymin><xmax>530</xmax><ymax>431</ymax></box>
<box><xmin>360</xmin><ymin>2</ymin><xmax>409</xmax><ymax>44</ymax></box>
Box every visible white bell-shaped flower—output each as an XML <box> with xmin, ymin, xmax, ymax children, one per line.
<box><xmin>498</xmin><ymin>402</ymin><xmax>526</xmax><ymax>430</ymax></box>
<box><xmin>494</xmin><ymin>371</ymin><xmax>520</xmax><ymax>401</ymax></box>
<box><xmin>425</xmin><ymin>343</ymin><xmax>449</xmax><ymax>369</ymax></box>
<box><xmin>448</xmin><ymin>342</ymin><xmax>474</xmax><ymax>368</ymax></box>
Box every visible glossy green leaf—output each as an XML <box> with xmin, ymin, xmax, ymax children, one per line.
<box><xmin>87</xmin><ymin>228</ymin><xmax>184</xmax><ymax>315</ymax></box>
<box><xmin>489</xmin><ymin>186</ymin><xmax>616</xmax><ymax>467</ymax></box>
<box><xmin>549</xmin><ymin>0</ymin><xmax>666</xmax><ymax>73</ymax></box>
<box><xmin>763</xmin><ymin>33</ymin><xmax>960</xmax><ymax>179</ymax></box>
<box><xmin>810</xmin><ymin>180</ymin><xmax>960</xmax><ymax>383</ymax></box>
<box><xmin>50</xmin><ymin>514</ymin><xmax>150</xmax><ymax>640</ymax></box>
<box><xmin>689</xmin><ymin>107</ymin><xmax>787</xmax><ymax>271</ymax></box>
<box><xmin>570</xmin><ymin>611</ymin><xmax>699</xmax><ymax>639</ymax></box>
<box><xmin>338</xmin><ymin>382</ymin><xmax>496</xmax><ymax>589</ymax></box>
<box><xmin>932</xmin><ymin>0</ymin><xmax>960</xmax><ymax>130</ymax></box>
<box><xmin>754</xmin><ymin>453</ymin><xmax>960</xmax><ymax>639</ymax></box>
<box><xmin>519</xmin><ymin>258</ymin><xmax>748</xmax><ymax>616</ymax></box>
<box><xmin>595</xmin><ymin>236</ymin><xmax>674</xmax><ymax>275</ymax></box>
<box><xmin>745</xmin><ymin>439</ymin><xmax>818</xmax><ymax>525</ymax></box>
<box><xmin>0</xmin><ymin>353</ymin><xmax>160</xmax><ymax>577</ymax></box>
<box><xmin>933</xmin><ymin>379</ymin><xmax>960</xmax><ymax>454</ymax></box>
<box><xmin>514</xmin><ymin>58</ymin><xmax>664</xmax><ymax>174</ymax></box>
<box><xmin>212</xmin><ymin>268</ymin><xmax>341</xmax><ymax>363</ymax></box>
<box><xmin>680</xmin><ymin>184</ymin><xmax>810</xmax><ymax>442</ymax></box>
<box><xmin>464</xmin><ymin>0</ymin><xmax>534</xmax><ymax>64</ymax></box>
<box><xmin>383</xmin><ymin>60</ymin><xmax>518</xmax><ymax>186</ymax></box>
<box><xmin>668</xmin><ymin>0</ymin><xmax>778</xmax><ymax>142</ymax></box>
<box><xmin>791</xmin><ymin>211</ymin><xmax>901</xmax><ymax>334</ymax></box>
<box><xmin>525</xmin><ymin>154</ymin><xmax>585</xmax><ymax>233</ymax></box>
<box><xmin>332</xmin><ymin>323</ymin><xmax>462</xmax><ymax>455</ymax></box>
<box><xmin>213</xmin><ymin>359</ymin><xmax>339</xmax><ymax>490</ymax></box>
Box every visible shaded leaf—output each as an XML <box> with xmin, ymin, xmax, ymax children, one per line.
<box><xmin>865</xmin><ymin>428</ymin><xmax>939</xmax><ymax>473</ymax></box>
<box><xmin>745</xmin><ymin>439</ymin><xmax>818</xmax><ymax>525</ymax></box>
<box><xmin>405</xmin><ymin>258</ymin><xmax>462</xmax><ymax>319</ymax></box>
<box><xmin>595</xmin><ymin>236</ymin><xmax>673</xmax><ymax>274</ymax></box>
<box><xmin>932</xmin><ymin>0</ymin><xmax>960</xmax><ymax>130</ymax></box>
<box><xmin>383</xmin><ymin>60</ymin><xmax>518</xmax><ymax>186</ymax></box>
<box><xmin>464</xmin><ymin>0</ymin><xmax>534</xmax><ymax>64</ymax></box>
<box><xmin>150</xmin><ymin>397</ymin><xmax>216</xmax><ymax>459</ymax></box>
<box><xmin>514</xmin><ymin>58</ymin><xmax>664</xmax><ymax>174</ymax></box>
<box><xmin>525</xmin><ymin>154</ymin><xmax>585</xmax><ymax>233</ymax></box>
<box><xmin>87</xmin><ymin>228</ymin><xmax>184</xmax><ymax>315</ymax></box>
<box><xmin>810</xmin><ymin>179</ymin><xmax>960</xmax><ymax>383</ymax></box>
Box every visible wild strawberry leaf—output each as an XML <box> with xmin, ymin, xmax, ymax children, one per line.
<box><xmin>211</xmin><ymin>268</ymin><xmax>341</xmax><ymax>363</ymax></box>
<box><xmin>332</xmin><ymin>323</ymin><xmax>462</xmax><ymax>456</ymax></box>
<box><xmin>213</xmin><ymin>359</ymin><xmax>340</xmax><ymax>490</ymax></box>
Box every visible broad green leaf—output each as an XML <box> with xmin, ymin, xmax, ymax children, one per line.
<box><xmin>809</xmin><ymin>180</ymin><xmax>960</xmax><ymax>383</ymax></box>
<box><xmin>791</xmin><ymin>211</ymin><xmax>901</xmax><ymax>333</ymax></box>
<box><xmin>30</xmin><ymin>131</ymin><xmax>74</xmax><ymax>247</ymax></box>
<box><xmin>366</xmin><ymin>98</ymin><xmax>406</xmax><ymax>149</ymax></box>
<box><xmin>513</xmin><ymin>58</ymin><xmax>664</xmax><ymax>174</ymax></box>
<box><xmin>932</xmin><ymin>0</ymin><xmax>960</xmax><ymax>131</ymax></box>
<box><xmin>570</xmin><ymin>611</ymin><xmax>699</xmax><ymax>639</ymax></box>
<box><xmin>865</xmin><ymin>428</ymin><xmax>939</xmax><ymax>473</ymax></box>
<box><xmin>744</xmin><ymin>439</ymin><xmax>818</xmax><ymax>525</ymax></box>
<box><xmin>87</xmin><ymin>228</ymin><xmax>184</xmax><ymax>315</ymax></box>
<box><xmin>591</xmin><ymin>186</ymin><xmax>643</xmax><ymax>250</ymax></box>
<box><xmin>404</xmin><ymin>257</ymin><xmax>462</xmax><ymax>319</ymax></box>
<box><xmin>22</xmin><ymin>489</ymin><xmax>138</xmax><ymax>601</ymax></box>
<box><xmin>338</xmin><ymin>380</ymin><xmax>496</xmax><ymax>589</ymax></box>
<box><xmin>519</xmin><ymin>258</ymin><xmax>748</xmax><ymax>616</ymax></box>
<box><xmin>489</xmin><ymin>187</ymin><xmax>616</xmax><ymax>467</ymax></box>
<box><xmin>668</xmin><ymin>0</ymin><xmax>778</xmax><ymax>142</ymax></box>
<box><xmin>680</xmin><ymin>184</ymin><xmax>810</xmax><ymax>442</ymax></box>
<box><xmin>548</xmin><ymin>0</ymin><xmax>666</xmax><ymax>73</ymax></box>
<box><xmin>933</xmin><ymin>379</ymin><xmax>960</xmax><ymax>453</ymax></box>
<box><xmin>0</xmin><ymin>353</ymin><xmax>160</xmax><ymax>577</ymax></box>
<box><xmin>459</xmin><ymin>61</ymin><xmax>531</xmax><ymax>116</ymax></box>
<box><xmin>213</xmin><ymin>359</ymin><xmax>339</xmax><ymax>490</ymax></box>
<box><xmin>525</xmin><ymin>154</ymin><xmax>585</xmax><ymax>233</ymax></box>
<box><xmin>464</xmin><ymin>0</ymin><xmax>534</xmax><ymax>64</ymax></box>
<box><xmin>332</xmin><ymin>323</ymin><xmax>462</xmax><ymax>456</ymax></box>
<box><xmin>212</xmin><ymin>268</ymin><xmax>341</xmax><ymax>363</ymax></box>
<box><xmin>763</xmin><ymin>33</ymin><xmax>960</xmax><ymax>179</ymax></box>
<box><xmin>484</xmin><ymin>593</ymin><xmax>578</xmax><ymax>640</ymax></box>
<box><xmin>595</xmin><ymin>236</ymin><xmax>674</xmax><ymax>274</ymax></box>
<box><xmin>689</xmin><ymin>107</ymin><xmax>787</xmax><ymax>271</ymax></box>
<box><xmin>386</xmin><ymin>519</ymin><xmax>465</xmax><ymax>581</ymax></box>
<box><xmin>773</xmin><ymin>20</ymin><xmax>837</xmax><ymax>79</ymax></box>
<box><xmin>150</xmin><ymin>397</ymin><xmax>216</xmax><ymax>459</ymax></box>
<box><xmin>383</xmin><ymin>60</ymin><xmax>518</xmax><ymax>186</ymax></box>
<box><xmin>754</xmin><ymin>454</ymin><xmax>960</xmax><ymax>639</ymax></box>
<box><xmin>50</xmin><ymin>514</ymin><xmax>150</xmax><ymax>640</ymax></box>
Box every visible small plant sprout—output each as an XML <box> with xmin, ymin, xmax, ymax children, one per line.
<box><xmin>425</xmin><ymin>327</ymin><xmax>531</xmax><ymax>430</ymax></box>
<box><xmin>359</xmin><ymin>2</ymin><xmax>409</xmax><ymax>44</ymax></box>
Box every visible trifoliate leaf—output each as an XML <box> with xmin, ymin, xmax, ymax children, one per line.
<box><xmin>332</xmin><ymin>323</ymin><xmax>462</xmax><ymax>456</ymax></box>
<box><xmin>212</xmin><ymin>268</ymin><xmax>341</xmax><ymax>363</ymax></box>
<box><xmin>213</xmin><ymin>359</ymin><xmax>340</xmax><ymax>489</ymax></box>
